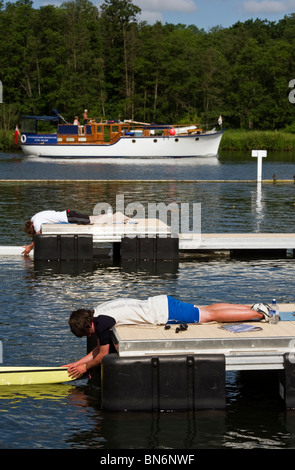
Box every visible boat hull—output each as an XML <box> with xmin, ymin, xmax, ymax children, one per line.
<box><xmin>21</xmin><ymin>131</ymin><xmax>224</xmax><ymax>159</ymax></box>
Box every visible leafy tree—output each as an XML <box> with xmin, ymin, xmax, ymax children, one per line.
<box><xmin>58</xmin><ymin>0</ymin><xmax>103</xmax><ymax>120</ymax></box>
<box><xmin>100</xmin><ymin>0</ymin><xmax>141</xmax><ymax>116</ymax></box>
<box><xmin>0</xmin><ymin>0</ymin><xmax>295</xmax><ymax>129</ymax></box>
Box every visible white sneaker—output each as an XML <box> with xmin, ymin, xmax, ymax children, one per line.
<box><xmin>251</xmin><ymin>303</ymin><xmax>271</xmax><ymax>322</ymax></box>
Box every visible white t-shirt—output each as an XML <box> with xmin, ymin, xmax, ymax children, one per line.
<box><xmin>94</xmin><ymin>295</ymin><xmax>169</xmax><ymax>326</ymax></box>
<box><xmin>31</xmin><ymin>210</ymin><xmax>68</xmax><ymax>233</ymax></box>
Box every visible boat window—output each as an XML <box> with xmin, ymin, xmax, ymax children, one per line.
<box><xmin>37</xmin><ymin>121</ymin><xmax>57</xmax><ymax>134</ymax></box>
<box><xmin>132</xmin><ymin>139</ymin><xmax>136</xmax><ymax>143</ymax></box>
<box><xmin>195</xmin><ymin>137</ymin><xmax>199</xmax><ymax>141</ymax></box>
<box><xmin>96</xmin><ymin>126</ymin><xmax>102</xmax><ymax>133</ymax></box>
<box><xmin>112</xmin><ymin>126</ymin><xmax>119</xmax><ymax>133</ymax></box>
<box><xmin>175</xmin><ymin>138</ymin><xmax>179</xmax><ymax>142</ymax></box>
<box><xmin>20</xmin><ymin>118</ymin><xmax>36</xmax><ymax>133</ymax></box>
<box><xmin>104</xmin><ymin>126</ymin><xmax>111</xmax><ymax>142</ymax></box>
<box><xmin>153</xmin><ymin>139</ymin><xmax>157</xmax><ymax>143</ymax></box>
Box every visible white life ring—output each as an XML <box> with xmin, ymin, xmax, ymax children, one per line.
<box><xmin>21</xmin><ymin>134</ymin><xmax>26</xmax><ymax>143</ymax></box>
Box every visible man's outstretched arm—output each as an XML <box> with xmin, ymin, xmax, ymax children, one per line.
<box><xmin>63</xmin><ymin>343</ymin><xmax>110</xmax><ymax>378</ymax></box>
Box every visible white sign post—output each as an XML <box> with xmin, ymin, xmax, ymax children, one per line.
<box><xmin>252</xmin><ymin>150</ymin><xmax>267</xmax><ymax>182</ymax></box>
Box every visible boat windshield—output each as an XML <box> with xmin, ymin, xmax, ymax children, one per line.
<box><xmin>20</xmin><ymin>117</ymin><xmax>37</xmax><ymax>134</ymax></box>
<box><xmin>20</xmin><ymin>116</ymin><xmax>58</xmax><ymax>134</ymax></box>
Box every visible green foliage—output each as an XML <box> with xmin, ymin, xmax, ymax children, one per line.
<box><xmin>0</xmin><ymin>128</ymin><xmax>18</xmax><ymax>151</ymax></box>
<box><xmin>0</xmin><ymin>1</ymin><xmax>295</xmax><ymax>131</ymax></box>
<box><xmin>220</xmin><ymin>130</ymin><xmax>295</xmax><ymax>151</ymax></box>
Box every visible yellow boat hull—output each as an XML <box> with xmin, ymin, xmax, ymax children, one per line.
<box><xmin>0</xmin><ymin>367</ymin><xmax>75</xmax><ymax>386</ymax></box>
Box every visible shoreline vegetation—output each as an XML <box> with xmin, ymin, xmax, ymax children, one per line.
<box><xmin>1</xmin><ymin>128</ymin><xmax>295</xmax><ymax>154</ymax></box>
<box><xmin>220</xmin><ymin>129</ymin><xmax>295</xmax><ymax>152</ymax></box>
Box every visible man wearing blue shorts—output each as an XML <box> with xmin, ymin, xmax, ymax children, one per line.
<box><xmin>64</xmin><ymin>295</ymin><xmax>268</xmax><ymax>378</ymax></box>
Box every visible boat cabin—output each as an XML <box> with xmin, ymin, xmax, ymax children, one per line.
<box><xmin>20</xmin><ymin>114</ymin><xmax>204</xmax><ymax>146</ymax></box>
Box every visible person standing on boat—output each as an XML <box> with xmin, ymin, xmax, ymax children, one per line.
<box><xmin>64</xmin><ymin>296</ymin><xmax>270</xmax><ymax>378</ymax></box>
<box><xmin>83</xmin><ymin>109</ymin><xmax>88</xmax><ymax>125</ymax></box>
<box><xmin>83</xmin><ymin>109</ymin><xmax>89</xmax><ymax>134</ymax></box>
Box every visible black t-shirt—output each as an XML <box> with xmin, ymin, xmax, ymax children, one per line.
<box><xmin>93</xmin><ymin>315</ymin><xmax>116</xmax><ymax>345</ymax></box>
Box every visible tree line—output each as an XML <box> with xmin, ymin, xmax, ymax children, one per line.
<box><xmin>0</xmin><ymin>0</ymin><xmax>295</xmax><ymax>131</ymax></box>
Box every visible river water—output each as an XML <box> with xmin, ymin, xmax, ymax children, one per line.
<box><xmin>1</xmin><ymin>150</ymin><xmax>295</xmax><ymax>453</ymax></box>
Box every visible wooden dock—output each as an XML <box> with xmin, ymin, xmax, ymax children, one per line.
<box><xmin>112</xmin><ymin>304</ymin><xmax>295</xmax><ymax>371</ymax></box>
<box><xmin>1</xmin><ymin>230</ymin><xmax>295</xmax><ymax>262</ymax></box>
<box><xmin>99</xmin><ymin>305</ymin><xmax>295</xmax><ymax>411</ymax></box>
<box><xmin>41</xmin><ymin>218</ymin><xmax>171</xmax><ymax>242</ymax></box>
<box><xmin>179</xmin><ymin>232</ymin><xmax>295</xmax><ymax>251</ymax></box>
<box><xmin>38</xmin><ymin>223</ymin><xmax>295</xmax><ymax>246</ymax></box>
<box><xmin>36</xmin><ymin>224</ymin><xmax>295</xmax><ymax>255</ymax></box>
<box><xmin>2</xmin><ymin>226</ymin><xmax>295</xmax><ymax>258</ymax></box>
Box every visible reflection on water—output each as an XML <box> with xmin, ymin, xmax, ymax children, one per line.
<box><xmin>1</xmin><ymin>371</ymin><xmax>293</xmax><ymax>449</ymax></box>
<box><xmin>0</xmin><ymin>383</ymin><xmax>79</xmax><ymax>402</ymax></box>
<box><xmin>253</xmin><ymin>182</ymin><xmax>264</xmax><ymax>232</ymax></box>
<box><xmin>1</xmin><ymin>150</ymin><xmax>295</xmax><ymax>181</ymax></box>
<box><xmin>25</xmin><ymin>154</ymin><xmax>220</xmax><ymax>167</ymax></box>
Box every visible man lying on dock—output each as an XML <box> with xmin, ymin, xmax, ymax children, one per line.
<box><xmin>64</xmin><ymin>295</ymin><xmax>271</xmax><ymax>379</ymax></box>
<box><xmin>22</xmin><ymin>209</ymin><xmax>129</xmax><ymax>255</ymax></box>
